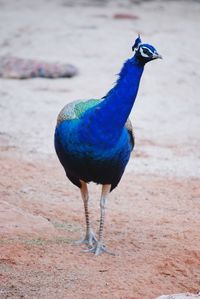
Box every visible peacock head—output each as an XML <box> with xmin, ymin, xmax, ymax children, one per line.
<box><xmin>132</xmin><ymin>35</ymin><xmax>162</xmax><ymax>64</ymax></box>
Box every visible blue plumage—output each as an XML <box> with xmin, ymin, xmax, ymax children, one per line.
<box><xmin>54</xmin><ymin>36</ymin><xmax>162</xmax><ymax>255</ymax></box>
<box><xmin>55</xmin><ymin>119</ymin><xmax>132</xmax><ymax>190</ymax></box>
<box><xmin>55</xmin><ymin>56</ymin><xmax>144</xmax><ymax>190</ymax></box>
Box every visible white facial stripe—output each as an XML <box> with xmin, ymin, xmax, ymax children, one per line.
<box><xmin>139</xmin><ymin>46</ymin><xmax>154</xmax><ymax>58</ymax></box>
<box><xmin>139</xmin><ymin>48</ymin><xmax>149</xmax><ymax>58</ymax></box>
<box><xmin>142</xmin><ymin>47</ymin><xmax>154</xmax><ymax>54</ymax></box>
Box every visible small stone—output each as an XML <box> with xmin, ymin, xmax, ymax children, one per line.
<box><xmin>0</xmin><ymin>55</ymin><xmax>78</xmax><ymax>79</ymax></box>
<box><xmin>156</xmin><ymin>293</ymin><xmax>200</xmax><ymax>299</ymax></box>
<box><xmin>113</xmin><ymin>13</ymin><xmax>139</xmax><ymax>20</ymax></box>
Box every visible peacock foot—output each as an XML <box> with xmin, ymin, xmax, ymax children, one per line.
<box><xmin>75</xmin><ymin>229</ymin><xmax>97</xmax><ymax>247</ymax></box>
<box><xmin>84</xmin><ymin>241</ymin><xmax>115</xmax><ymax>256</ymax></box>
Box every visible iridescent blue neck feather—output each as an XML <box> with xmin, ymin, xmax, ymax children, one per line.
<box><xmin>79</xmin><ymin>56</ymin><xmax>144</xmax><ymax>147</ymax></box>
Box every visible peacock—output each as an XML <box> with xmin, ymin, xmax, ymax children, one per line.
<box><xmin>54</xmin><ymin>36</ymin><xmax>162</xmax><ymax>256</ymax></box>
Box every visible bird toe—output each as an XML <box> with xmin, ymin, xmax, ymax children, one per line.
<box><xmin>83</xmin><ymin>241</ymin><xmax>115</xmax><ymax>256</ymax></box>
<box><xmin>74</xmin><ymin>230</ymin><xmax>97</xmax><ymax>247</ymax></box>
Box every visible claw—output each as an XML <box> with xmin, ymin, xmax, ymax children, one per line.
<box><xmin>83</xmin><ymin>241</ymin><xmax>115</xmax><ymax>256</ymax></box>
<box><xmin>74</xmin><ymin>229</ymin><xmax>97</xmax><ymax>247</ymax></box>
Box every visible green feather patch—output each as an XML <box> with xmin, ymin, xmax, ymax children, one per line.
<box><xmin>57</xmin><ymin>99</ymin><xmax>101</xmax><ymax>125</ymax></box>
<box><xmin>74</xmin><ymin>99</ymin><xmax>100</xmax><ymax>118</ymax></box>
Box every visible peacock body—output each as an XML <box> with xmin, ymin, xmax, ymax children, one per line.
<box><xmin>54</xmin><ymin>36</ymin><xmax>162</xmax><ymax>255</ymax></box>
<box><xmin>55</xmin><ymin>98</ymin><xmax>134</xmax><ymax>191</ymax></box>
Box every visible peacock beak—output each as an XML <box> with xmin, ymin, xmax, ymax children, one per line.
<box><xmin>153</xmin><ymin>53</ymin><xmax>163</xmax><ymax>59</ymax></box>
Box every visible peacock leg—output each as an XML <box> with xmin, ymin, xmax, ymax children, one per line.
<box><xmin>75</xmin><ymin>180</ymin><xmax>97</xmax><ymax>246</ymax></box>
<box><xmin>85</xmin><ymin>184</ymin><xmax>114</xmax><ymax>256</ymax></box>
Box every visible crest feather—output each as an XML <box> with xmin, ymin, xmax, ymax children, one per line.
<box><xmin>132</xmin><ymin>35</ymin><xmax>142</xmax><ymax>52</ymax></box>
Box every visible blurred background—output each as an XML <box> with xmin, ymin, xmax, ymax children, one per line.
<box><xmin>0</xmin><ymin>1</ymin><xmax>200</xmax><ymax>298</ymax></box>
<box><xmin>0</xmin><ymin>0</ymin><xmax>199</xmax><ymax>178</ymax></box>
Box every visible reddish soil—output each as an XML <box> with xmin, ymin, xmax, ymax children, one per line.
<box><xmin>0</xmin><ymin>149</ymin><xmax>200</xmax><ymax>299</ymax></box>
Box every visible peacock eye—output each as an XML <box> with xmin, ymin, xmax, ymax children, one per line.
<box><xmin>143</xmin><ymin>48</ymin><xmax>149</xmax><ymax>54</ymax></box>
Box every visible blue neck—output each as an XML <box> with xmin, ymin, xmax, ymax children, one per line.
<box><xmin>101</xmin><ymin>57</ymin><xmax>144</xmax><ymax>127</ymax></box>
<box><xmin>80</xmin><ymin>56</ymin><xmax>144</xmax><ymax>146</ymax></box>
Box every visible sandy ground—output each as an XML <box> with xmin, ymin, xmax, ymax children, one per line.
<box><xmin>0</xmin><ymin>0</ymin><xmax>200</xmax><ymax>298</ymax></box>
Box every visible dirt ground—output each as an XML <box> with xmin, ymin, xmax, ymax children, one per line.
<box><xmin>0</xmin><ymin>0</ymin><xmax>200</xmax><ymax>299</ymax></box>
<box><xmin>0</xmin><ymin>150</ymin><xmax>200</xmax><ymax>299</ymax></box>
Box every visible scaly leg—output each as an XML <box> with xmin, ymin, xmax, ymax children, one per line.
<box><xmin>86</xmin><ymin>184</ymin><xmax>114</xmax><ymax>256</ymax></box>
<box><xmin>75</xmin><ymin>180</ymin><xmax>97</xmax><ymax>246</ymax></box>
